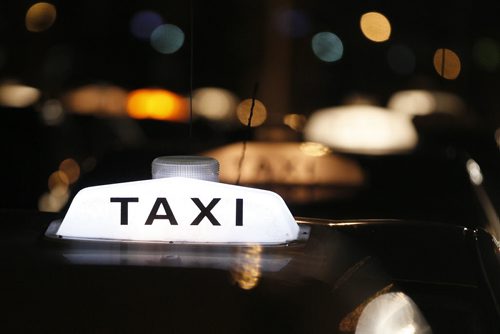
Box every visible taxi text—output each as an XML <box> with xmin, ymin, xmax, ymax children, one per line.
<box><xmin>110</xmin><ymin>197</ymin><xmax>244</xmax><ymax>226</ymax></box>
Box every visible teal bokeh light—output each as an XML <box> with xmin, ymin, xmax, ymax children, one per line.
<box><xmin>150</xmin><ymin>24</ymin><xmax>185</xmax><ymax>54</ymax></box>
<box><xmin>311</xmin><ymin>32</ymin><xmax>343</xmax><ymax>62</ymax></box>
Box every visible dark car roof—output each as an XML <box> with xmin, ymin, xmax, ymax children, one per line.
<box><xmin>2</xmin><ymin>210</ymin><xmax>499</xmax><ymax>333</ymax></box>
<box><xmin>287</xmin><ymin>152</ymin><xmax>496</xmax><ymax>227</ymax></box>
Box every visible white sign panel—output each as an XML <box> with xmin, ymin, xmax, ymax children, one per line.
<box><xmin>56</xmin><ymin>177</ymin><xmax>299</xmax><ymax>244</ymax></box>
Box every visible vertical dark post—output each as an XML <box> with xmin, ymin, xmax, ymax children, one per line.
<box><xmin>189</xmin><ymin>0</ymin><xmax>194</xmax><ymax>139</ymax></box>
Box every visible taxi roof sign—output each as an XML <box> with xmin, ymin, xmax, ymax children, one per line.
<box><xmin>51</xmin><ymin>177</ymin><xmax>299</xmax><ymax>244</ymax></box>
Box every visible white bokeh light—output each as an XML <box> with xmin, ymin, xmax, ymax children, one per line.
<box><xmin>304</xmin><ymin>105</ymin><xmax>418</xmax><ymax>155</ymax></box>
<box><xmin>356</xmin><ymin>292</ymin><xmax>432</xmax><ymax>334</ymax></box>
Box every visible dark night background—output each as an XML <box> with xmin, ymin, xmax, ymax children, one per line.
<box><xmin>0</xmin><ymin>1</ymin><xmax>499</xmax><ymax>215</ymax></box>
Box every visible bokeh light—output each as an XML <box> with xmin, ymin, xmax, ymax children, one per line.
<box><xmin>466</xmin><ymin>159</ymin><xmax>483</xmax><ymax>186</ymax></box>
<box><xmin>304</xmin><ymin>105</ymin><xmax>418</xmax><ymax>155</ymax></box>
<box><xmin>388</xmin><ymin>90</ymin><xmax>436</xmax><ymax>116</ymax></box>
<box><xmin>25</xmin><ymin>2</ymin><xmax>57</xmax><ymax>33</ymax></box>
<box><xmin>299</xmin><ymin>142</ymin><xmax>331</xmax><ymax>157</ymax></box>
<box><xmin>64</xmin><ymin>84</ymin><xmax>128</xmax><ymax>116</ymax></box>
<box><xmin>0</xmin><ymin>82</ymin><xmax>40</xmax><ymax>108</ymax></box>
<box><xmin>355</xmin><ymin>293</ymin><xmax>431</xmax><ymax>334</ymax></box>
<box><xmin>236</xmin><ymin>99</ymin><xmax>267</xmax><ymax>127</ymax></box>
<box><xmin>387</xmin><ymin>45</ymin><xmax>416</xmax><ymax>75</ymax></box>
<box><xmin>283</xmin><ymin>113</ymin><xmax>306</xmax><ymax>131</ymax></box>
<box><xmin>275</xmin><ymin>8</ymin><xmax>311</xmax><ymax>38</ymax></box>
<box><xmin>473</xmin><ymin>37</ymin><xmax>500</xmax><ymax>72</ymax></box>
<box><xmin>388</xmin><ymin>90</ymin><xmax>465</xmax><ymax>116</ymax></box>
<box><xmin>433</xmin><ymin>48</ymin><xmax>461</xmax><ymax>80</ymax></box>
<box><xmin>38</xmin><ymin>190</ymin><xmax>69</xmax><ymax>212</ymax></box>
<box><xmin>360</xmin><ymin>12</ymin><xmax>391</xmax><ymax>42</ymax></box>
<box><xmin>150</xmin><ymin>24</ymin><xmax>185</xmax><ymax>54</ymax></box>
<box><xmin>39</xmin><ymin>158</ymin><xmax>81</xmax><ymax>212</ymax></box>
<box><xmin>495</xmin><ymin>128</ymin><xmax>500</xmax><ymax>148</ymax></box>
<box><xmin>311</xmin><ymin>32</ymin><xmax>343</xmax><ymax>62</ymax></box>
<box><xmin>48</xmin><ymin>170</ymin><xmax>69</xmax><ymax>191</ymax></box>
<box><xmin>339</xmin><ymin>285</ymin><xmax>395</xmax><ymax>332</ymax></box>
<box><xmin>59</xmin><ymin>158</ymin><xmax>81</xmax><ymax>184</ymax></box>
<box><xmin>41</xmin><ymin>99</ymin><xmax>64</xmax><ymax>125</ymax></box>
<box><xmin>192</xmin><ymin>87</ymin><xmax>239</xmax><ymax>121</ymax></box>
<box><xmin>127</xmin><ymin>88</ymin><xmax>188</xmax><ymax>122</ymax></box>
<box><xmin>130</xmin><ymin>10</ymin><xmax>163</xmax><ymax>40</ymax></box>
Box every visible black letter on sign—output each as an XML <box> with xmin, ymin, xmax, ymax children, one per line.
<box><xmin>191</xmin><ymin>198</ymin><xmax>221</xmax><ymax>225</ymax></box>
<box><xmin>145</xmin><ymin>198</ymin><xmax>178</xmax><ymax>225</ymax></box>
<box><xmin>110</xmin><ymin>197</ymin><xmax>139</xmax><ymax>225</ymax></box>
<box><xmin>236</xmin><ymin>198</ymin><xmax>243</xmax><ymax>226</ymax></box>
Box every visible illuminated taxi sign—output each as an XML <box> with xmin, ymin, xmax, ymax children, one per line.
<box><xmin>55</xmin><ymin>177</ymin><xmax>299</xmax><ymax>244</ymax></box>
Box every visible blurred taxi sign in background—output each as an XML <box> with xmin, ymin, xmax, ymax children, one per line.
<box><xmin>202</xmin><ymin>141</ymin><xmax>365</xmax><ymax>203</ymax></box>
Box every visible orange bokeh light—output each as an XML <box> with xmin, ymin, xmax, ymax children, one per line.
<box><xmin>433</xmin><ymin>48</ymin><xmax>461</xmax><ymax>80</ymax></box>
<box><xmin>59</xmin><ymin>158</ymin><xmax>80</xmax><ymax>184</ymax></box>
<box><xmin>126</xmin><ymin>89</ymin><xmax>188</xmax><ymax>122</ymax></box>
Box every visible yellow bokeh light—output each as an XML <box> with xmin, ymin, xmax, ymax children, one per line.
<box><xmin>433</xmin><ymin>48</ymin><xmax>461</xmax><ymax>80</ymax></box>
<box><xmin>299</xmin><ymin>142</ymin><xmax>331</xmax><ymax>157</ymax></box>
<box><xmin>38</xmin><ymin>189</ymin><xmax>69</xmax><ymax>212</ymax></box>
<box><xmin>283</xmin><ymin>114</ymin><xmax>306</xmax><ymax>131</ymax></box>
<box><xmin>236</xmin><ymin>99</ymin><xmax>267</xmax><ymax>127</ymax></box>
<box><xmin>360</xmin><ymin>12</ymin><xmax>391</xmax><ymax>42</ymax></box>
<box><xmin>0</xmin><ymin>82</ymin><xmax>40</xmax><ymax>108</ymax></box>
<box><xmin>59</xmin><ymin>158</ymin><xmax>80</xmax><ymax>184</ymax></box>
<box><xmin>50</xmin><ymin>184</ymin><xmax>69</xmax><ymax>198</ymax></box>
<box><xmin>192</xmin><ymin>87</ymin><xmax>239</xmax><ymax>121</ymax></box>
<box><xmin>127</xmin><ymin>89</ymin><xmax>188</xmax><ymax>122</ymax></box>
<box><xmin>25</xmin><ymin>2</ymin><xmax>57</xmax><ymax>33</ymax></box>
<box><xmin>48</xmin><ymin>171</ymin><xmax>69</xmax><ymax>191</ymax></box>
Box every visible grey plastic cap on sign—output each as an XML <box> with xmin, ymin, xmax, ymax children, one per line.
<box><xmin>152</xmin><ymin>156</ymin><xmax>220</xmax><ymax>182</ymax></box>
